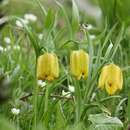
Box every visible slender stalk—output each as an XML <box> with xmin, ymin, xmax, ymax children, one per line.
<box><xmin>84</xmin><ymin>64</ymin><xmax>103</xmax><ymax>103</ymax></box>
<box><xmin>74</xmin><ymin>79</ymin><xmax>81</xmax><ymax>123</ymax></box>
<box><xmin>127</xmin><ymin>90</ymin><xmax>130</xmax><ymax>122</ymax></box>
<box><xmin>33</xmin><ymin>58</ymin><xmax>38</xmax><ymax>130</ymax></box>
<box><xmin>44</xmin><ymin>84</ymin><xmax>50</xmax><ymax>113</ymax></box>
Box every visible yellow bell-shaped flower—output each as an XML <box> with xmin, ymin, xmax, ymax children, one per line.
<box><xmin>70</xmin><ymin>49</ymin><xmax>89</xmax><ymax>80</ymax></box>
<box><xmin>37</xmin><ymin>53</ymin><xmax>59</xmax><ymax>81</ymax></box>
<box><xmin>98</xmin><ymin>64</ymin><xmax>123</xmax><ymax>95</ymax></box>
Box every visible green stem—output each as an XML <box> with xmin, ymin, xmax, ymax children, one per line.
<box><xmin>56</xmin><ymin>1</ymin><xmax>72</xmax><ymax>39</ymax></box>
<box><xmin>127</xmin><ymin>90</ymin><xmax>130</xmax><ymax>122</ymax></box>
<box><xmin>33</xmin><ymin>59</ymin><xmax>38</xmax><ymax>129</ymax></box>
<box><xmin>41</xmin><ymin>83</ymin><xmax>51</xmax><ymax>121</ymax></box>
<box><xmin>84</xmin><ymin>66</ymin><xmax>101</xmax><ymax>103</ymax></box>
<box><xmin>100</xmin><ymin>95</ymin><xmax>121</xmax><ymax>103</ymax></box>
<box><xmin>44</xmin><ymin>84</ymin><xmax>50</xmax><ymax>113</ymax></box>
<box><xmin>74</xmin><ymin>80</ymin><xmax>81</xmax><ymax>123</ymax></box>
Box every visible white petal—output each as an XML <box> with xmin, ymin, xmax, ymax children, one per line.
<box><xmin>62</xmin><ymin>90</ymin><xmax>71</xmax><ymax>98</ymax></box>
<box><xmin>24</xmin><ymin>13</ymin><xmax>37</xmax><ymax>22</ymax></box>
<box><xmin>90</xmin><ymin>92</ymin><xmax>96</xmax><ymax>102</ymax></box>
<box><xmin>38</xmin><ymin>33</ymin><xmax>43</xmax><ymax>40</ymax></box>
<box><xmin>16</xmin><ymin>19</ymin><xmax>29</xmax><ymax>28</ymax></box>
<box><xmin>4</xmin><ymin>45</ymin><xmax>11</xmax><ymax>51</ymax></box>
<box><xmin>87</xmin><ymin>24</ymin><xmax>93</xmax><ymax>30</ymax></box>
<box><xmin>4</xmin><ymin>37</ymin><xmax>11</xmax><ymax>44</ymax></box>
<box><xmin>37</xmin><ymin>80</ymin><xmax>46</xmax><ymax>87</ymax></box>
<box><xmin>89</xmin><ymin>35</ymin><xmax>96</xmax><ymax>40</ymax></box>
<box><xmin>16</xmin><ymin>20</ymin><xmax>23</xmax><ymax>28</ymax></box>
<box><xmin>0</xmin><ymin>46</ymin><xmax>4</xmax><ymax>52</ymax></box>
<box><xmin>11</xmin><ymin>108</ymin><xmax>20</xmax><ymax>115</ymax></box>
<box><xmin>13</xmin><ymin>45</ymin><xmax>20</xmax><ymax>50</ymax></box>
<box><xmin>68</xmin><ymin>85</ymin><xmax>75</xmax><ymax>93</ymax></box>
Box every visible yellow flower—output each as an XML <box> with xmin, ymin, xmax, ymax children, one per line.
<box><xmin>70</xmin><ymin>49</ymin><xmax>89</xmax><ymax>80</ymax></box>
<box><xmin>98</xmin><ymin>64</ymin><xmax>123</xmax><ymax>95</ymax></box>
<box><xmin>37</xmin><ymin>53</ymin><xmax>59</xmax><ymax>81</ymax></box>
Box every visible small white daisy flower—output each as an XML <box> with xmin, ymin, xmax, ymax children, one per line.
<box><xmin>90</xmin><ymin>92</ymin><xmax>96</xmax><ymax>102</ymax></box>
<box><xmin>11</xmin><ymin>108</ymin><xmax>20</xmax><ymax>115</ymax></box>
<box><xmin>109</xmin><ymin>42</ymin><xmax>113</xmax><ymax>48</ymax></box>
<box><xmin>16</xmin><ymin>19</ymin><xmax>29</xmax><ymax>28</ymax></box>
<box><xmin>38</xmin><ymin>33</ymin><xmax>43</xmax><ymax>40</ymax></box>
<box><xmin>0</xmin><ymin>46</ymin><xmax>4</xmax><ymax>52</ymax></box>
<box><xmin>4</xmin><ymin>45</ymin><xmax>11</xmax><ymax>51</ymax></box>
<box><xmin>16</xmin><ymin>20</ymin><xmax>23</xmax><ymax>28</ymax></box>
<box><xmin>4</xmin><ymin>48</ymin><xmax>7</xmax><ymax>52</ymax></box>
<box><xmin>68</xmin><ymin>85</ymin><xmax>75</xmax><ymax>93</ymax></box>
<box><xmin>62</xmin><ymin>90</ymin><xmax>71</xmax><ymax>98</ymax></box>
<box><xmin>37</xmin><ymin>80</ymin><xmax>46</xmax><ymax>88</ymax></box>
<box><xmin>24</xmin><ymin>13</ymin><xmax>37</xmax><ymax>22</ymax></box>
<box><xmin>13</xmin><ymin>45</ymin><xmax>20</xmax><ymax>50</ymax></box>
<box><xmin>89</xmin><ymin>35</ymin><xmax>96</xmax><ymax>40</ymax></box>
<box><xmin>87</xmin><ymin>24</ymin><xmax>93</xmax><ymax>30</ymax></box>
<box><xmin>4</xmin><ymin>37</ymin><xmax>11</xmax><ymax>44</ymax></box>
<box><xmin>53</xmin><ymin>97</ymin><xmax>56</xmax><ymax>101</ymax></box>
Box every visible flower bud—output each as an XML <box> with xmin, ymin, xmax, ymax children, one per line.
<box><xmin>70</xmin><ymin>50</ymin><xmax>89</xmax><ymax>80</ymax></box>
<box><xmin>37</xmin><ymin>53</ymin><xmax>59</xmax><ymax>81</ymax></box>
<box><xmin>98</xmin><ymin>64</ymin><xmax>123</xmax><ymax>95</ymax></box>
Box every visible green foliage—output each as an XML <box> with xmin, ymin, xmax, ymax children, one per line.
<box><xmin>0</xmin><ymin>0</ymin><xmax>130</xmax><ymax>130</ymax></box>
<box><xmin>55</xmin><ymin>102</ymin><xmax>66</xmax><ymax>130</ymax></box>
<box><xmin>72</xmin><ymin>0</ymin><xmax>79</xmax><ymax>35</ymax></box>
<box><xmin>88</xmin><ymin>113</ymin><xmax>123</xmax><ymax>130</ymax></box>
<box><xmin>98</xmin><ymin>0</ymin><xmax>130</xmax><ymax>26</ymax></box>
<box><xmin>0</xmin><ymin>116</ymin><xmax>17</xmax><ymax>130</ymax></box>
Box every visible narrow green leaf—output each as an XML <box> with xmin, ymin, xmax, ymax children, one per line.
<box><xmin>127</xmin><ymin>91</ymin><xmax>130</xmax><ymax>122</ymax></box>
<box><xmin>45</xmin><ymin>9</ymin><xmax>55</xmax><ymax>29</ymax></box>
<box><xmin>56</xmin><ymin>1</ymin><xmax>72</xmax><ymax>39</ymax></box>
<box><xmin>111</xmin><ymin>24</ymin><xmax>125</xmax><ymax>59</ymax></box>
<box><xmin>72</xmin><ymin>0</ymin><xmax>79</xmax><ymax>34</ymax></box>
<box><xmin>0</xmin><ymin>116</ymin><xmax>17</xmax><ymax>130</ymax></box>
<box><xmin>35</xmin><ymin>0</ymin><xmax>47</xmax><ymax>16</ymax></box>
<box><xmin>55</xmin><ymin>101</ymin><xmax>66</xmax><ymax>130</ymax></box>
<box><xmin>88</xmin><ymin>113</ymin><xmax>123</xmax><ymax>130</ymax></box>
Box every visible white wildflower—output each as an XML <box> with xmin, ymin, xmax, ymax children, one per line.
<box><xmin>90</xmin><ymin>92</ymin><xmax>96</xmax><ymax>102</ymax></box>
<box><xmin>38</xmin><ymin>33</ymin><xmax>43</xmax><ymax>40</ymax></box>
<box><xmin>24</xmin><ymin>13</ymin><xmax>37</xmax><ymax>22</ymax></box>
<box><xmin>109</xmin><ymin>42</ymin><xmax>113</xmax><ymax>48</ymax></box>
<box><xmin>16</xmin><ymin>20</ymin><xmax>23</xmax><ymax>28</ymax></box>
<box><xmin>87</xmin><ymin>24</ymin><xmax>93</xmax><ymax>30</ymax></box>
<box><xmin>68</xmin><ymin>85</ymin><xmax>75</xmax><ymax>93</ymax></box>
<box><xmin>81</xmin><ymin>24</ymin><xmax>87</xmax><ymax>29</ymax></box>
<box><xmin>82</xmin><ymin>24</ymin><xmax>93</xmax><ymax>30</ymax></box>
<box><xmin>4</xmin><ymin>45</ymin><xmax>11</xmax><ymax>51</ymax></box>
<box><xmin>11</xmin><ymin>108</ymin><xmax>20</xmax><ymax>115</ymax></box>
<box><xmin>0</xmin><ymin>46</ymin><xmax>4</xmax><ymax>52</ymax></box>
<box><xmin>16</xmin><ymin>19</ymin><xmax>29</xmax><ymax>28</ymax></box>
<box><xmin>89</xmin><ymin>35</ymin><xmax>96</xmax><ymax>40</ymax></box>
<box><xmin>62</xmin><ymin>90</ymin><xmax>71</xmax><ymax>98</ymax></box>
<box><xmin>53</xmin><ymin>97</ymin><xmax>56</xmax><ymax>101</ymax></box>
<box><xmin>37</xmin><ymin>80</ymin><xmax>46</xmax><ymax>88</ymax></box>
<box><xmin>4</xmin><ymin>45</ymin><xmax>20</xmax><ymax>51</ymax></box>
<box><xmin>13</xmin><ymin>45</ymin><xmax>20</xmax><ymax>50</ymax></box>
<box><xmin>4</xmin><ymin>37</ymin><xmax>11</xmax><ymax>44</ymax></box>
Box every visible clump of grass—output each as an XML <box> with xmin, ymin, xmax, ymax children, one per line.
<box><xmin>0</xmin><ymin>0</ymin><xmax>130</xmax><ymax>130</ymax></box>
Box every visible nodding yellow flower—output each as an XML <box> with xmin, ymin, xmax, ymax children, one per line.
<box><xmin>37</xmin><ymin>53</ymin><xmax>59</xmax><ymax>81</ymax></box>
<box><xmin>70</xmin><ymin>49</ymin><xmax>89</xmax><ymax>80</ymax></box>
<box><xmin>98</xmin><ymin>64</ymin><xmax>123</xmax><ymax>95</ymax></box>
